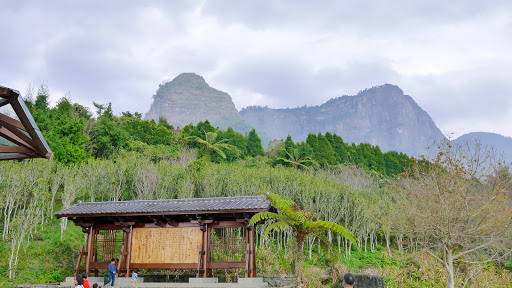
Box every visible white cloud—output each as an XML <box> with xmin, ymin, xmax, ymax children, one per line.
<box><xmin>1</xmin><ymin>0</ymin><xmax>511</xmax><ymax>137</ymax></box>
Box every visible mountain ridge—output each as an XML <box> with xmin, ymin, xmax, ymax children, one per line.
<box><xmin>144</xmin><ymin>73</ymin><xmax>461</xmax><ymax>156</ymax></box>
<box><xmin>455</xmin><ymin>132</ymin><xmax>512</xmax><ymax>164</ymax></box>
<box><xmin>240</xmin><ymin>84</ymin><xmax>446</xmax><ymax>156</ymax></box>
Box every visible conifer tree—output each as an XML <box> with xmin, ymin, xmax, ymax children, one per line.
<box><xmin>246</xmin><ymin>129</ymin><xmax>264</xmax><ymax>157</ymax></box>
<box><xmin>331</xmin><ymin>134</ymin><xmax>347</xmax><ymax>163</ymax></box>
<box><xmin>316</xmin><ymin>133</ymin><xmax>336</xmax><ymax>166</ymax></box>
<box><xmin>306</xmin><ymin>133</ymin><xmax>318</xmax><ymax>151</ymax></box>
<box><xmin>284</xmin><ymin>135</ymin><xmax>295</xmax><ymax>154</ymax></box>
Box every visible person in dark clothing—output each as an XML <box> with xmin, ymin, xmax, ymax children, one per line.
<box><xmin>104</xmin><ymin>258</ymin><xmax>117</xmax><ymax>287</ymax></box>
<box><xmin>341</xmin><ymin>273</ymin><xmax>356</xmax><ymax>288</ymax></box>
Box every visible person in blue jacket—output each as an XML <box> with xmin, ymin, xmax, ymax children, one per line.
<box><xmin>104</xmin><ymin>258</ymin><xmax>117</xmax><ymax>287</ymax></box>
<box><xmin>341</xmin><ymin>273</ymin><xmax>356</xmax><ymax>288</ymax></box>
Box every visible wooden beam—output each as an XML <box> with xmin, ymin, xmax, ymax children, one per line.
<box><xmin>208</xmin><ymin>262</ymin><xmax>246</xmax><ymax>269</ymax></box>
<box><xmin>0</xmin><ymin>145</ymin><xmax>32</xmax><ymax>154</ymax></box>
<box><xmin>128</xmin><ymin>263</ymin><xmax>199</xmax><ymax>269</ymax></box>
<box><xmin>0</xmin><ymin>126</ymin><xmax>37</xmax><ymax>152</ymax></box>
<box><xmin>114</xmin><ymin>221</ymin><xmax>136</xmax><ymax>226</ymax></box>
<box><xmin>9</xmin><ymin>97</ymin><xmax>52</xmax><ymax>157</ymax></box>
<box><xmin>76</xmin><ymin>246</ymin><xmax>85</xmax><ymax>276</ymax></box>
<box><xmin>0</xmin><ymin>98</ymin><xmax>9</xmax><ymax>107</ymax></box>
<box><xmin>190</xmin><ymin>219</ymin><xmax>214</xmax><ymax>224</ymax></box>
<box><xmin>0</xmin><ymin>113</ymin><xmax>26</xmax><ymax>131</ymax></box>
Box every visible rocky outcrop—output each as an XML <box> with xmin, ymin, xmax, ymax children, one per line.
<box><xmin>145</xmin><ymin>73</ymin><xmax>251</xmax><ymax>132</ymax></box>
<box><xmin>240</xmin><ymin>84</ymin><xmax>446</xmax><ymax>156</ymax></box>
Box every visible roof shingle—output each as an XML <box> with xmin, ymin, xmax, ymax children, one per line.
<box><xmin>55</xmin><ymin>196</ymin><xmax>270</xmax><ymax>217</ymax></box>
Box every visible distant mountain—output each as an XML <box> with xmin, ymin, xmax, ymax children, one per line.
<box><xmin>145</xmin><ymin>73</ymin><xmax>253</xmax><ymax>133</ymax></box>
<box><xmin>240</xmin><ymin>84</ymin><xmax>446</xmax><ymax>156</ymax></box>
<box><xmin>455</xmin><ymin>132</ymin><xmax>512</xmax><ymax>164</ymax></box>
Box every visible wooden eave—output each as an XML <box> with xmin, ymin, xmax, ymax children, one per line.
<box><xmin>56</xmin><ymin>208</ymin><xmax>269</xmax><ymax>220</ymax></box>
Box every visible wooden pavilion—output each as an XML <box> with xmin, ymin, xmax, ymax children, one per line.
<box><xmin>0</xmin><ymin>85</ymin><xmax>52</xmax><ymax>160</ymax></box>
<box><xmin>55</xmin><ymin>196</ymin><xmax>271</xmax><ymax>279</ymax></box>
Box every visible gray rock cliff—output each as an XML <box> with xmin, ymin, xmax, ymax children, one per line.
<box><xmin>145</xmin><ymin>73</ymin><xmax>251</xmax><ymax>132</ymax></box>
<box><xmin>240</xmin><ymin>84</ymin><xmax>446</xmax><ymax>156</ymax></box>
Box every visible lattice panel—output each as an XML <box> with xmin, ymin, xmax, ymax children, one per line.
<box><xmin>209</xmin><ymin>227</ymin><xmax>246</xmax><ymax>262</ymax></box>
<box><xmin>93</xmin><ymin>230</ymin><xmax>125</xmax><ymax>262</ymax></box>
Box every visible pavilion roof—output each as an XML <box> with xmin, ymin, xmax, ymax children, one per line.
<box><xmin>0</xmin><ymin>85</ymin><xmax>52</xmax><ymax>160</ymax></box>
<box><xmin>55</xmin><ymin>196</ymin><xmax>270</xmax><ymax>218</ymax></box>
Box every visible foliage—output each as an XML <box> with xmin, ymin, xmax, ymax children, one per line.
<box><xmin>2</xmin><ymin>82</ymin><xmax>511</xmax><ymax>287</ymax></box>
<box><xmin>250</xmin><ymin>193</ymin><xmax>356</xmax><ymax>286</ymax></box>
<box><xmin>246</xmin><ymin>128</ymin><xmax>264</xmax><ymax>157</ymax></box>
<box><xmin>394</xmin><ymin>139</ymin><xmax>512</xmax><ymax>288</ymax></box>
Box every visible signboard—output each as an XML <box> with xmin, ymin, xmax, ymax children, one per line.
<box><xmin>130</xmin><ymin>227</ymin><xmax>202</xmax><ymax>263</ymax></box>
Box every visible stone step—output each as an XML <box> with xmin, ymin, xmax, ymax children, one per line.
<box><xmin>59</xmin><ymin>277</ymin><xmax>267</xmax><ymax>288</ymax></box>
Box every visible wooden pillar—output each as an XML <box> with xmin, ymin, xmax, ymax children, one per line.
<box><xmin>245</xmin><ymin>226</ymin><xmax>250</xmax><ymax>278</ymax></box>
<box><xmin>85</xmin><ymin>226</ymin><xmax>94</xmax><ymax>277</ymax></box>
<box><xmin>202</xmin><ymin>224</ymin><xmax>210</xmax><ymax>278</ymax></box>
<box><xmin>251</xmin><ymin>227</ymin><xmax>256</xmax><ymax>277</ymax></box>
<box><xmin>125</xmin><ymin>225</ymin><xmax>133</xmax><ymax>277</ymax></box>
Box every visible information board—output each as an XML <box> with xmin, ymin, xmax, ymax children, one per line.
<box><xmin>130</xmin><ymin>227</ymin><xmax>202</xmax><ymax>263</ymax></box>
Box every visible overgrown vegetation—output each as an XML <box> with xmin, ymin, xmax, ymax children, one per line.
<box><xmin>0</xmin><ymin>83</ymin><xmax>511</xmax><ymax>287</ymax></box>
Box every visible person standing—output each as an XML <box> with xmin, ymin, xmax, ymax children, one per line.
<box><xmin>104</xmin><ymin>258</ymin><xmax>117</xmax><ymax>287</ymax></box>
<box><xmin>131</xmin><ymin>270</ymin><xmax>138</xmax><ymax>287</ymax></box>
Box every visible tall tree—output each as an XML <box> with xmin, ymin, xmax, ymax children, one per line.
<box><xmin>246</xmin><ymin>128</ymin><xmax>264</xmax><ymax>157</ymax></box>
<box><xmin>315</xmin><ymin>133</ymin><xmax>336</xmax><ymax>166</ymax></box>
<box><xmin>396</xmin><ymin>139</ymin><xmax>512</xmax><ymax>288</ymax></box>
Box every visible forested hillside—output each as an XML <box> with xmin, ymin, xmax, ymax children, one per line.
<box><xmin>1</xmin><ymin>84</ymin><xmax>511</xmax><ymax>287</ymax></box>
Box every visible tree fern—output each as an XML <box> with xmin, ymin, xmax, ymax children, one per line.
<box><xmin>251</xmin><ymin>193</ymin><xmax>356</xmax><ymax>287</ymax></box>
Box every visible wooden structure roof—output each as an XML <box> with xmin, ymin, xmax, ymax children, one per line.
<box><xmin>55</xmin><ymin>196</ymin><xmax>270</xmax><ymax>217</ymax></box>
<box><xmin>0</xmin><ymin>85</ymin><xmax>52</xmax><ymax>160</ymax></box>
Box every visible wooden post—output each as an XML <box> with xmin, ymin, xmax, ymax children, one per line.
<box><xmin>85</xmin><ymin>226</ymin><xmax>94</xmax><ymax>276</ymax></box>
<box><xmin>196</xmin><ymin>244</ymin><xmax>203</xmax><ymax>278</ymax></box>
<box><xmin>250</xmin><ymin>227</ymin><xmax>256</xmax><ymax>277</ymax></box>
<box><xmin>125</xmin><ymin>225</ymin><xmax>133</xmax><ymax>277</ymax></box>
<box><xmin>202</xmin><ymin>224</ymin><xmax>210</xmax><ymax>278</ymax></box>
<box><xmin>245</xmin><ymin>242</ymin><xmax>250</xmax><ymax>278</ymax></box>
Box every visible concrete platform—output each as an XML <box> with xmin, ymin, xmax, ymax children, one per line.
<box><xmin>59</xmin><ymin>277</ymin><xmax>268</xmax><ymax>288</ymax></box>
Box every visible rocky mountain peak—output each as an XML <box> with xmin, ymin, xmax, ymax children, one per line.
<box><xmin>145</xmin><ymin>73</ymin><xmax>252</xmax><ymax>133</ymax></box>
<box><xmin>168</xmin><ymin>73</ymin><xmax>209</xmax><ymax>89</ymax></box>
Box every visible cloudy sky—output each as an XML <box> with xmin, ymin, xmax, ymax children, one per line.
<box><xmin>1</xmin><ymin>0</ymin><xmax>511</xmax><ymax>138</ymax></box>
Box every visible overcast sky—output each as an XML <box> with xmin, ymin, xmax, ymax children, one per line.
<box><xmin>1</xmin><ymin>0</ymin><xmax>511</xmax><ymax>138</ymax></box>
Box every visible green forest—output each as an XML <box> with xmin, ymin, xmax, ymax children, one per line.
<box><xmin>1</xmin><ymin>84</ymin><xmax>512</xmax><ymax>288</ymax></box>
